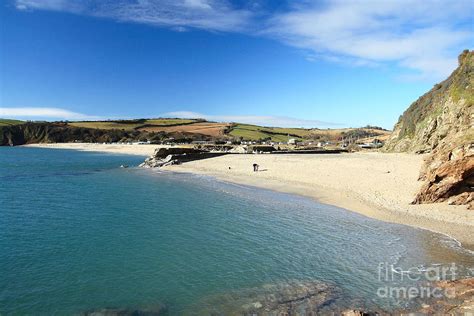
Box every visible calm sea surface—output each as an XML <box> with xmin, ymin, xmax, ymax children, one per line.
<box><xmin>0</xmin><ymin>147</ymin><xmax>473</xmax><ymax>314</ymax></box>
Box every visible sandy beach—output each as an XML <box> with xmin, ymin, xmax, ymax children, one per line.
<box><xmin>24</xmin><ymin>143</ymin><xmax>474</xmax><ymax>249</ymax></box>
<box><xmin>24</xmin><ymin>143</ymin><xmax>162</xmax><ymax>156</ymax></box>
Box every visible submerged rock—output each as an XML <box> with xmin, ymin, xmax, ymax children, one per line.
<box><xmin>341</xmin><ymin>310</ymin><xmax>380</xmax><ymax>316</ymax></box>
<box><xmin>81</xmin><ymin>305</ymin><xmax>166</xmax><ymax>316</ymax></box>
<box><xmin>186</xmin><ymin>280</ymin><xmax>343</xmax><ymax>315</ymax></box>
<box><xmin>187</xmin><ymin>277</ymin><xmax>474</xmax><ymax>315</ymax></box>
<box><xmin>415</xmin><ymin>278</ymin><xmax>474</xmax><ymax>314</ymax></box>
<box><xmin>79</xmin><ymin>278</ymin><xmax>474</xmax><ymax>315</ymax></box>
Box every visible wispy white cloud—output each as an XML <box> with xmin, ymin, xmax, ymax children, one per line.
<box><xmin>0</xmin><ymin>107</ymin><xmax>100</xmax><ymax>120</ymax></box>
<box><xmin>264</xmin><ymin>0</ymin><xmax>473</xmax><ymax>80</ymax></box>
<box><xmin>15</xmin><ymin>0</ymin><xmax>83</xmax><ymax>12</ymax></box>
<box><xmin>162</xmin><ymin>111</ymin><xmax>340</xmax><ymax>128</ymax></box>
<box><xmin>13</xmin><ymin>0</ymin><xmax>473</xmax><ymax>80</ymax></box>
<box><xmin>14</xmin><ymin>0</ymin><xmax>254</xmax><ymax>32</ymax></box>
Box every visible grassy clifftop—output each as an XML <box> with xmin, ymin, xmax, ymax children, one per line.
<box><xmin>1</xmin><ymin>117</ymin><xmax>390</xmax><ymax>145</ymax></box>
<box><xmin>384</xmin><ymin>50</ymin><xmax>473</xmax><ymax>153</ymax></box>
<box><xmin>0</xmin><ymin>119</ymin><xmax>24</xmax><ymax>126</ymax></box>
<box><xmin>0</xmin><ymin>120</ymin><xmax>213</xmax><ymax>146</ymax></box>
<box><xmin>68</xmin><ymin>118</ymin><xmax>199</xmax><ymax>130</ymax></box>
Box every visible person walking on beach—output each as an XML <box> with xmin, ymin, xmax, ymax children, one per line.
<box><xmin>253</xmin><ymin>163</ymin><xmax>259</xmax><ymax>172</ymax></box>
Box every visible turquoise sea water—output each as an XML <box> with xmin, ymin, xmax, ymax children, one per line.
<box><xmin>0</xmin><ymin>147</ymin><xmax>473</xmax><ymax>314</ymax></box>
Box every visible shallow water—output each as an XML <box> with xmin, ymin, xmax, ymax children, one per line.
<box><xmin>0</xmin><ymin>147</ymin><xmax>473</xmax><ymax>314</ymax></box>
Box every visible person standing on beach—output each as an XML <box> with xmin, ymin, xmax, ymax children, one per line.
<box><xmin>253</xmin><ymin>163</ymin><xmax>259</xmax><ymax>172</ymax></box>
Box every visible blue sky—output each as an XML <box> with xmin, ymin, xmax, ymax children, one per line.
<box><xmin>1</xmin><ymin>0</ymin><xmax>472</xmax><ymax>129</ymax></box>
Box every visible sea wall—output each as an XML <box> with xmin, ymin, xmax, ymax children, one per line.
<box><xmin>140</xmin><ymin>147</ymin><xmax>228</xmax><ymax>168</ymax></box>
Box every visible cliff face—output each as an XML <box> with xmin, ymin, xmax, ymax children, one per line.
<box><xmin>385</xmin><ymin>50</ymin><xmax>473</xmax><ymax>153</ymax></box>
<box><xmin>0</xmin><ymin>123</ymin><xmax>136</xmax><ymax>146</ymax></box>
<box><xmin>384</xmin><ymin>50</ymin><xmax>473</xmax><ymax>208</ymax></box>
<box><xmin>0</xmin><ymin>122</ymin><xmax>213</xmax><ymax>146</ymax></box>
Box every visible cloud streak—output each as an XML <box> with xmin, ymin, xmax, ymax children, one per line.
<box><xmin>264</xmin><ymin>0</ymin><xmax>473</xmax><ymax>80</ymax></box>
<box><xmin>162</xmin><ymin>111</ymin><xmax>340</xmax><ymax>128</ymax></box>
<box><xmin>13</xmin><ymin>0</ymin><xmax>474</xmax><ymax>80</ymax></box>
<box><xmin>0</xmin><ymin>107</ymin><xmax>101</xmax><ymax>120</ymax></box>
<box><xmin>15</xmin><ymin>0</ymin><xmax>254</xmax><ymax>32</ymax></box>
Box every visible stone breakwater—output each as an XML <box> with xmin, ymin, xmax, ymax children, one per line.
<box><xmin>139</xmin><ymin>147</ymin><xmax>228</xmax><ymax>168</ymax></box>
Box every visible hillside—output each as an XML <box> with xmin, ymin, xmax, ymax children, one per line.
<box><xmin>228</xmin><ymin>124</ymin><xmax>389</xmax><ymax>143</ymax></box>
<box><xmin>68</xmin><ymin>118</ymin><xmax>199</xmax><ymax>130</ymax></box>
<box><xmin>0</xmin><ymin>119</ymin><xmax>24</xmax><ymax>126</ymax></box>
<box><xmin>69</xmin><ymin>120</ymin><xmax>389</xmax><ymax>143</ymax></box>
<box><xmin>0</xmin><ymin>120</ymin><xmax>213</xmax><ymax>146</ymax></box>
<box><xmin>0</xmin><ymin>117</ymin><xmax>390</xmax><ymax>146</ymax></box>
<box><xmin>385</xmin><ymin>50</ymin><xmax>473</xmax><ymax>153</ymax></box>
<box><xmin>384</xmin><ymin>50</ymin><xmax>473</xmax><ymax>208</ymax></box>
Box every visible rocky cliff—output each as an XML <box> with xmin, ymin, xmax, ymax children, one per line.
<box><xmin>0</xmin><ymin>122</ymin><xmax>134</xmax><ymax>146</ymax></box>
<box><xmin>384</xmin><ymin>50</ymin><xmax>473</xmax><ymax>208</ymax></box>
<box><xmin>0</xmin><ymin>122</ymin><xmax>212</xmax><ymax>146</ymax></box>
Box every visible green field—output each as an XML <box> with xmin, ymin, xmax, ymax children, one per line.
<box><xmin>68</xmin><ymin>118</ymin><xmax>199</xmax><ymax>131</ymax></box>
<box><xmin>227</xmin><ymin>124</ymin><xmax>391</xmax><ymax>142</ymax></box>
<box><xmin>68</xmin><ymin>121</ymin><xmax>144</xmax><ymax>130</ymax></box>
<box><xmin>0</xmin><ymin>119</ymin><xmax>24</xmax><ymax>126</ymax></box>
<box><xmin>228</xmin><ymin>124</ymin><xmax>308</xmax><ymax>142</ymax></box>
<box><xmin>143</xmin><ymin>119</ymin><xmax>197</xmax><ymax>126</ymax></box>
<box><xmin>0</xmin><ymin>117</ymin><xmax>389</xmax><ymax>143</ymax></box>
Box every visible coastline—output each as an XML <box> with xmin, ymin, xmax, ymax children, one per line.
<box><xmin>23</xmin><ymin>143</ymin><xmax>162</xmax><ymax>156</ymax></box>
<box><xmin>162</xmin><ymin>152</ymin><xmax>474</xmax><ymax>251</ymax></box>
<box><xmin>22</xmin><ymin>143</ymin><xmax>474</xmax><ymax>250</ymax></box>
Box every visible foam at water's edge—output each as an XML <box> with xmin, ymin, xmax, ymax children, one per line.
<box><xmin>421</xmin><ymin>226</ymin><xmax>474</xmax><ymax>256</ymax></box>
<box><xmin>153</xmin><ymin>168</ymin><xmax>474</xmax><ymax>257</ymax></box>
<box><xmin>153</xmin><ymin>169</ymin><xmax>474</xmax><ymax>258</ymax></box>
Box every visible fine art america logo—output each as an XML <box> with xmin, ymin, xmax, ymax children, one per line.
<box><xmin>376</xmin><ymin>262</ymin><xmax>458</xmax><ymax>299</ymax></box>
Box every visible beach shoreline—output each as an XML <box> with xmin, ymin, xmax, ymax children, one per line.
<box><xmin>166</xmin><ymin>168</ymin><xmax>474</xmax><ymax>251</ymax></box>
<box><xmin>23</xmin><ymin>143</ymin><xmax>161</xmax><ymax>156</ymax></box>
<box><xmin>162</xmin><ymin>152</ymin><xmax>474</xmax><ymax>251</ymax></box>
<box><xmin>23</xmin><ymin>143</ymin><xmax>474</xmax><ymax>250</ymax></box>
